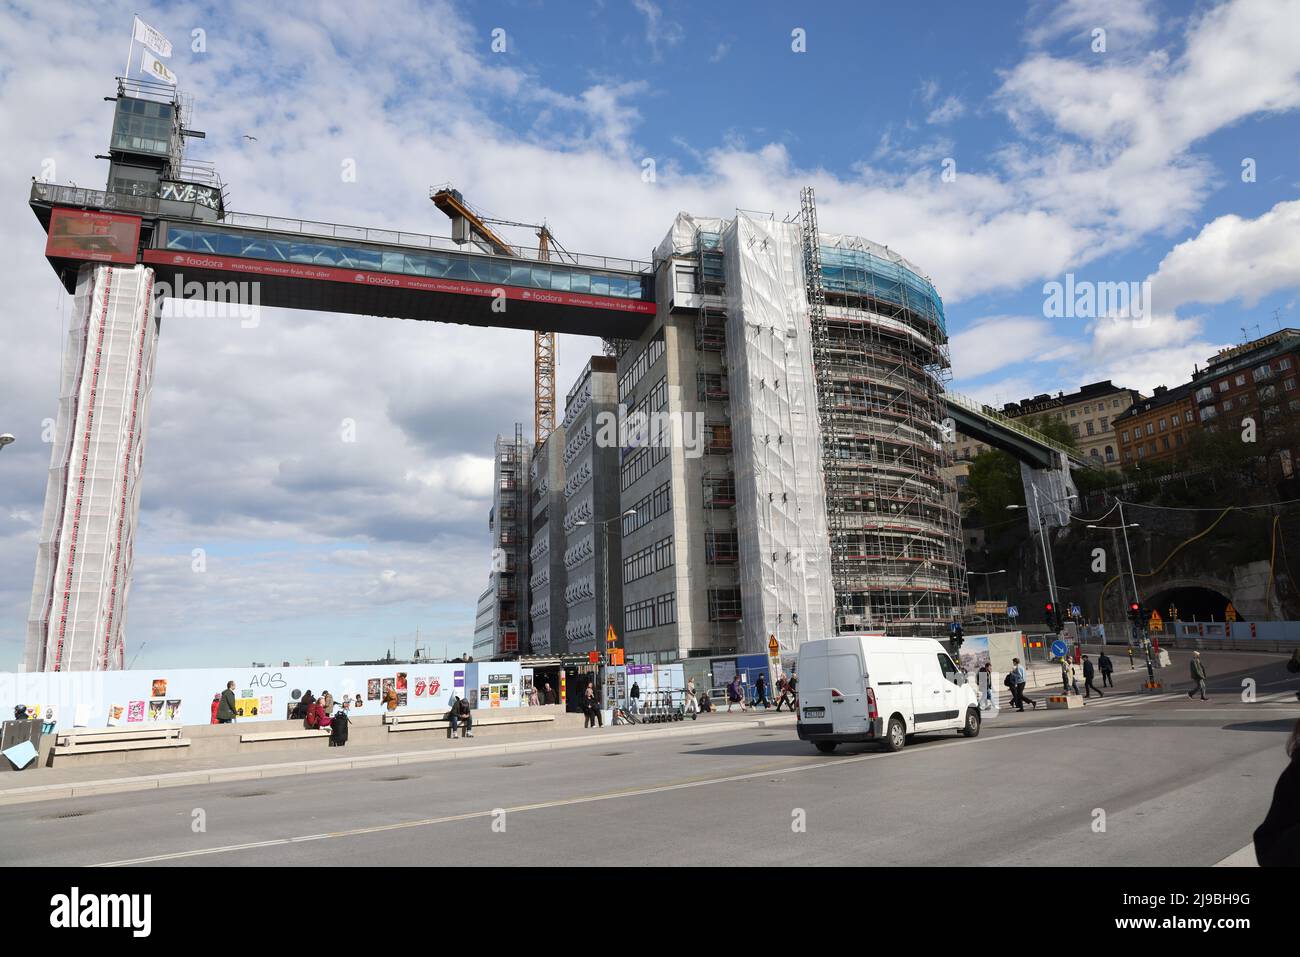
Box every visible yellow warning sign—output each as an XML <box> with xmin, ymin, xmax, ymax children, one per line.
<box><xmin>768</xmin><ymin>635</ymin><xmax>779</xmax><ymax>656</ymax></box>
<box><xmin>606</xmin><ymin>624</ymin><xmax>618</xmax><ymax>644</ymax></box>
<box><xmin>1148</xmin><ymin>610</ymin><xmax>1164</xmax><ymax>632</ymax></box>
<box><xmin>1225</xmin><ymin>603</ymin><xmax>1238</xmax><ymax>623</ymax></box>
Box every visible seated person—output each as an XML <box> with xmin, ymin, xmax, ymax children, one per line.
<box><xmin>303</xmin><ymin>699</ymin><xmax>331</xmax><ymax>730</ymax></box>
<box><xmin>447</xmin><ymin>695</ymin><xmax>473</xmax><ymax>738</ymax></box>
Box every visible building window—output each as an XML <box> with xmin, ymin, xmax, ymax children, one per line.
<box><xmin>1086</xmin><ymin>421</ymin><xmax>1095</xmax><ymax>435</ymax></box>
<box><xmin>1100</xmin><ymin>416</ymin><xmax>1109</xmax><ymax>430</ymax></box>
<box><xmin>1121</xmin><ymin>430</ymin><xmax>1129</xmax><ymax>443</ymax></box>
<box><xmin>1070</xmin><ymin>424</ymin><xmax>1080</xmax><ymax>437</ymax></box>
<box><xmin>1175</xmin><ymin>432</ymin><xmax>1184</xmax><ymax>447</ymax></box>
<box><xmin>1218</xmin><ymin>380</ymin><xmax>1230</xmax><ymax>392</ymax></box>
<box><xmin>1285</xmin><ymin>377</ymin><xmax>1297</xmax><ymax>392</ymax></box>
<box><xmin>1162</xmin><ymin>436</ymin><xmax>1171</xmax><ymax>451</ymax></box>
<box><xmin>1105</xmin><ymin>446</ymin><xmax>1115</xmax><ymax>462</ymax></box>
<box><xmin>1146</xmin><ymin>423</ymin><xmax>1154</xmax><ymax>436</ymax></box>
<box><xmin>1253</xmin><ymin>364</ymin><xmax>1274</xmax><ymax>382</ymax></box>
<box><xmin>1195</xmin><ymin>386</ymin><xmax>1213</xmax><ymax>403</ymax></box>
<box><xmin>1158</xmin><ymin>417</ymin><xmax>1167</xmax><ymax>432</ymax></box>
<box><xmin>1280</xmin><ymin>357</ymin><xmax>1293</xmax><ymax>371</ymax></box>
<box><xmin>1222</xmin><ymin>398</ymin><xmax>1233</xmax><ymax>412</ymax></box>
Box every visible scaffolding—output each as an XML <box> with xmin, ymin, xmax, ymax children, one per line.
<box><xmin>799</xmin><ymin>187</ymin><xmax>967</xmax><ymax>637</ymax></box>
<box><xmin>695</xmin><ymin>229</ymin><xmax>742</xmax><ymax>654</ymax></box>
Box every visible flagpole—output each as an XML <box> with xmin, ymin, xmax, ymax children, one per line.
<box><xmin>124</xmin><ymin>14</ymin><xmax>136</xmax><ymax>78</ymax></box>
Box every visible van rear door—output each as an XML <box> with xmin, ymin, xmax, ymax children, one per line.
<box><xmin>827</xmin><ymin>646</ymin><xmax>867</xmax><ymax>735</ymax></box>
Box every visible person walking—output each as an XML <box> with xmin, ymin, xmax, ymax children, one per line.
<box><xmin>684</xmin><ymin>676</ymin><xmax>699</xmax><ymax>717</ymax></box>
<box><xmin>629</xmin><ymin>680</ymin><xmax>641</xmax><ymax>715</ymax></box>
<box><xmin>216</xmin><ymin>681</ymin><xmax>237</xmax><ymax>724</ymax></box>
<box><xmin>320</xmin><ymin>690</ymin><xmax>334</xmax><ymax>713</ymax></box>
<box><xmin>1188</xmin><ymin>650</ymin><xmax>1209</xmax><ymax>700</ymax></box>
<box><xmin>1082</xmin><ymin>654</ymin><xmax>1104</xmax><ymax>698</ymax></box>
<box><xmin>1127</xmin><ymin>646</ymin><xmax>1135</xmax><ymax>669</ymax></box>
<box><xmin>726</xmin><ymin>674</ymin><xmax>745</xmax><ymax>713</ymax></box>
<box><xmin>754</xmin><ymin>673</ymin><xmax>769</xmax><ymax>710</ymax></box>
<box><xmin>1099</xmin><ymin>651</ymin><xmax>1114</xmax><ymax>688</ymax></box>
<box><xmin>1009</xmin><ymin>658</ymin><xmax>1037</xmax><ymax>712</ymax></box>
<box><xmin>979</xmin><ymin>662</ymin><xmax>995</xmax><ymax>710</ymax></box>
<box><xmin>1253</xmin><ymin>718</ymin><xmax>1300</xmax><ymax>866</ymax></box>
<box><xmin>1060</xmin><ymin>656</ymin><xmax>1072</xmax><ymax>695</ymax></box>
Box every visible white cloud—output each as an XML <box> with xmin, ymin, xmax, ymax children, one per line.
<box><xmin>1027</xmin><ymin>0</ymin><xmax>1160</xmax><ymax>48</ymax></box>
<box><xmin>926</xmin><ymin>95</ymin><xmax>965</xmax><ymax>125</ymax></box>
<box><xmin>632</xmin><ymin>0</ymin><xmax>685</xmax><ymax>62</ymax></box>
<box><xmin>3</xmin><ymin>0</ymin><xmax>1300</xmax><ymax>665</ymax></box>
<box><xmin>1148</xmin><ymin>199</ymin><xmax>1300</xmax><ymax>312</ymax></box>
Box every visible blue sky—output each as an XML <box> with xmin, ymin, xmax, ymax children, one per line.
<box><xmin>1</xmin><ymin>0</ymin><xmax>1298</xmax><ymax>669</ymax></box>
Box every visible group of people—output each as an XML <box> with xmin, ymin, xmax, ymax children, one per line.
<box><xmin>722</xmin><ymin>671</ymin><xmax>798</xmax><ymax>712</ymax></box>
<box><xmin>1058</xmin><ymin>652</ymin><xmax>1113</xmax><ymax>699</ymax></box>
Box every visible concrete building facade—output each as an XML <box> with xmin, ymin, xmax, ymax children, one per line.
<box><xmin>560</xmin><ymin>358</ymin><xmax>623</xmax><ymax>655</ymax></box>
<box><xmin>527</xmin><ymin>426</ymin><xmax>567</xmax><ymax>655</ymax></box>
<box><xmin>472</xmin><ymin>429</ymin><xmax>531</xmax><ymax>659</ymax></box>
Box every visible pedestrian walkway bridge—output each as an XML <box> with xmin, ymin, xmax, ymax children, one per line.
<box><xmin>30</xmin><ymin>181</ymin><xmax>656</xmax><ymax>339</ymax></box>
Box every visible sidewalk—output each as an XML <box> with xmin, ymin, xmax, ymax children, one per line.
<box><xmin>0</xmin><ymin>709</ymin><xmax>796</xmax><ymax>807</ymax></box>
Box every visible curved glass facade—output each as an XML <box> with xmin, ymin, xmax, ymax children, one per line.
<box><xmin>820</xmin><ymin>246</ymin><xmax>946</xmax><ymax>334</ymax></box>
<box><xmin>162</xmin><ymin>224</ymin><xmax>652</xmax><ymax>301</ymax></box>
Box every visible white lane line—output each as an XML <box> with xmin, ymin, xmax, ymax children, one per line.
<box><xmin>91</xmin><ymin>716</ymin><xmax>1125</xmax><ymax>866</ymax></box>
<box><xmin>1214</xmin><ymin>843</ymin><xmax>1257</xmax><ymax>867</ymax></box>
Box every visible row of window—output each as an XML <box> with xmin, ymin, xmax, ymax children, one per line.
<box><xmin>624</xmin><ymin>591</ymin><xmax>677</xmax><ymax>633</ymax></box>
<box><xmin>624</xmin><ymin>536</ymin><xmax>674</xmax><ymax>584</ymax></box>
<box><xmin>620</xmin><ymin>442</ymin><xmax>670</xmax><ymax>492</ymax></box>
<box><xmin>619</xmin><ymin>333</ymin><xmax>666</xmax><ymax>404</ymax></box>
<box><xmin>624</xmin><ymin>481</ymin><xmax>672</xmax><ymax>536</ymax></box>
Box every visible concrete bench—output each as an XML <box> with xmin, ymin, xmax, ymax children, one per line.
<box><xmin>240</xmin><ymin>728</ymin><xmax>331</xmax><ymax>743</ymax></box>
<box><xmin>53</xmin><ymin>723</ymin><xmax>189</xmax><ymax>757</ymax></box>
<box><xmin>384</xmin><ymin>710</ymin><xmax>555</xmax><ymax>733</ymax></box>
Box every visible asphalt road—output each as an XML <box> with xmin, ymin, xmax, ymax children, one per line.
<box><xmin>2</xmin><ymin>648</ymin><xmax>1296</xmax><ymax>867</ymax></box>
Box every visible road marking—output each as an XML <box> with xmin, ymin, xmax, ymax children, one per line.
<box><xmin>90</xmin><ymin>716</ymin><xmax>1125</xmax><ymax>867</ymax></box>
<box><xmin>1214</xmin><ymin>843</ymin><xmax>1257</xmax><ymax>867</ymax></box>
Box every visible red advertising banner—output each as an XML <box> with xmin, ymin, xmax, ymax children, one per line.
<box><xmin>46</xmin><ymin>209</ymin><xmax>142</xmax><ymax>265</ymax></box>
<box><xmin>143</xmin><ymin>249</ymin><xmax>656</xmax><ymax>315</ymax></box>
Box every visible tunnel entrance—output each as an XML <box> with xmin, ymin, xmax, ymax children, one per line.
<box><xmin>1146</xmin><ymin>585</ymin><xmax>1233</xmax><ymax>622</ymax></box>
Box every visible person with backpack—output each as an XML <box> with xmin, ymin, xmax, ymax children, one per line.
<box><xmin>1099</xmin><ymin>651</ymin><xmax>1114</xmax><ymax>688</ymax></box>
<box><xmin>1008</xmin><ymin>658</ymin><xmax>1037</xmax><ymax>712</ymax></box>
<box><xmin>1188</xmin><ymin>651</ymin><xmax>1209</xmax><ymax>701</ymax></box>
<box><xmin>1082</xmin><ymin>654</ymin><xmax>1103</xmax><ymax>698</ymax></box>
<box><xmin>216</xmin><ymin>681</ymin><xmax>237</xmax><ymax>724</ymax></box>
<box><xmin>754</xmin><ymin>673</ymin><xmax>769</xmax><ymax>710</ymax></box>
<box><xmin>329</xmin><ymin>706</ymin><xmax>349</xmax><ymax>747</ymax></box>
<box><xmin>629</xmin><ymin>681</ymin><xmax>641</xmax><ymax>715</ymax></box>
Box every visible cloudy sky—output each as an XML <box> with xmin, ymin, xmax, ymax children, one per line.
<box><xmin>1</xmin><ymin>0</ymin><xmax>1298</xmax><ymax>669</ymax></box>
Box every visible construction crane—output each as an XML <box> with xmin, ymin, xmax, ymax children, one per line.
<box><xmin>431</xmin><ymin>185</ymin><xmax>571</xmax><ymax>449</ymax></box>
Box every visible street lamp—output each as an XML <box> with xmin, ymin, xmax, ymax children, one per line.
<box><xmin>574</xmin><ymin>507</ymin><xmax>638</xmax><ymax>707</ymax></box>
<box><xmin>1007</xmin><ymin>494</ymin><xmax>1074</xmax><ymax>626</ymax></box>
<box><xmin>0</xmin><ymin>433</ymin><xmax>14</xmax><ymax>452</ymax></box>
<box><xmin>1086</xmin><ymin>515</ymin><xmax>1154</xmax><ymax>686</ymax></box>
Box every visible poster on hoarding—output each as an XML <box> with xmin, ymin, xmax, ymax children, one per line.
<box><xmin>45</xmin><ymin>208</ymin><xmax>141</xmax><ymax>265</ymax></box>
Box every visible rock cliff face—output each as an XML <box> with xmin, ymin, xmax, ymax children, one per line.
<box><xmin>972</xmin><ymin>504</ymin><xmax>1298</xmax><ymax>626</ymax></box>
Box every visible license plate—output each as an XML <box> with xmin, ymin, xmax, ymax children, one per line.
<box><xmin>803</xmin><ymin>706</ymin><xmax>825</xmax><ymax>718</ymax></box>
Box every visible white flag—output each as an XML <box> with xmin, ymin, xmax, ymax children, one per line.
<box><xmin>133</xmin><ymin>15</ymin><xmax>173</xmax><ymax>58</ymax></box>
<box><xmin>141</xmin><ymin>49</ymin><xmax>177</xmax><ymax>85</ymax></box>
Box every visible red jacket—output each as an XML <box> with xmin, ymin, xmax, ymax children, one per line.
<box><xmin>304</xmin><ymin>702</ymin><xmax>331</xmax><ymax>729</ymax></box>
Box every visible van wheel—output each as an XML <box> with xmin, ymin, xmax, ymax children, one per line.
<box><xmin>814</xmin><ymin>741</ymin><xmax>837</xmax><ymax>753</ymax></box>
<box><xmin>961</xmin><ymin>707</ymin><xmax>981</xmax><ymax>738</ymax></box>
<box><xmin>884</xmin><ymin>717</ymin><xmax>906</xmax><ymax>752</ymax></box>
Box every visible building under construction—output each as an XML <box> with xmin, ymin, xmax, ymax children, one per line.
<box><xmin>494</xmin><ymin>197</ymin><xmax>965</xmax><ymax>662</ymax></box>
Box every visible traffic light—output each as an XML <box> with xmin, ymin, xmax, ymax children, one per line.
<box><xmin>1128</xmin><ymin>601</ymin><xmax>1141</xmax><ymax>623</ymax></box>
<box><xmin>1045</xmin><ymin>601</ymin><xmax>1060</xmax><ymax>631</ymax></box>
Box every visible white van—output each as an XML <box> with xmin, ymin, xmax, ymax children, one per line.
<box><xmin>796</xmin><ymin>635</ymin><xmax>981</xmax><ymax>753</ymax></box>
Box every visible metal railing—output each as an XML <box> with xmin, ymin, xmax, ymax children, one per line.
<box><xmin>944</xmin><ymin>390</ymin><xmax>1090</xmax><ymax>466</ymax></box>
<box><xmin>31</xmin><ymin>181</ymin><xmax>652</xmax><ymax>275</ymax></box>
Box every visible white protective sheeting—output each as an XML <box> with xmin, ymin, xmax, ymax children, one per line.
<box><xmin>654</xmin><ymin>211</ymin><xmax>729</xmax><ymax>264</ymax></box>
<box><xmin>722</xmin><ymin>214</ymin><xmax>835</xmax><ymax>656</ymax></box>
<box><xmin>26</xmin><ymin>264</ymin><xmax>160</xmax><ymax>672</ymax></box>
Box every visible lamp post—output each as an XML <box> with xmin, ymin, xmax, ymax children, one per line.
<box><xmin>575</xmin><ymin>507</ymin><xmax>637</xmax><ymax>709</ymax></box>
<box><xmin>1087</xmin><ymin>514</ymin><xmax>1153</xmax><ymax>686</ymax></box>
<box><xmin>1007</xmin><ymin>491</ymin><xmax>1077</xmax><ymax>634</ymax></box>
<box><xmin>0</xmin><ymin>433</ymin><xmax>14</xmax><ymax>452</ymax></box>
